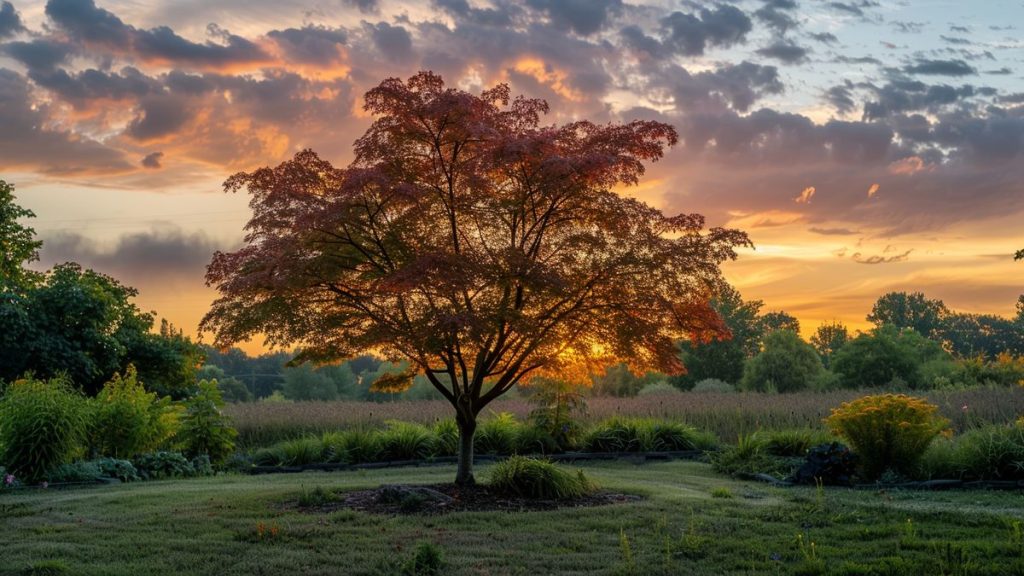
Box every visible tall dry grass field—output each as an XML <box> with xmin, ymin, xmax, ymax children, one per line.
<box><xmin>225</xmin><ymin>387</ymin><xmax>1024</xmax><ymax>448</ymax></box>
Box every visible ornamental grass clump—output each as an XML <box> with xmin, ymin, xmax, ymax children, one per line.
<box><xmin>0</xmin><ymin>376</ymin><xmax>87</xmax><ymax>482</ymax></box>
<box><xmin>825</xmin><ymin>394</ymin><xmax>948</xmax><ymax>480</ymax></box>
<box><xmin>488</xmin><ymin>456</ymin><xmax>596</xmax><ymax>500</ymax></box>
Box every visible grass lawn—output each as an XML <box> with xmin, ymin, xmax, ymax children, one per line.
<box><xmin>3</xmin><ymin>460</ymin><xmax>1024</xmax><ymax>575</ymax></box>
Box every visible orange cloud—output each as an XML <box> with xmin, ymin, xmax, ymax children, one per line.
<box><xmin>888</xmin><ymin>156</ymin><xmax>932</xmax><ymax>176</ymax></box>
<box><xmin>509</xmin><ymin>57</ymin><xmax>584</xmax><ymax>102</ymax></box>
<box><xmin>867</xmin><ymin>183</ymin><xmax>880</xmax><ymax>198</ymax></box>
<box><xmin>794</xmin><ymin>186</ymin><xmax>815</xmax><ymax>204</ymax></box>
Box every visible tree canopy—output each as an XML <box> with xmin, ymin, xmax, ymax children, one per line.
<box><xmin>201</xmin><ymin>71</ymin><xmax>751</xmax><ymax>483</ymax></box>
<box><xmin>867</xmin><ymin>291</ymin><xmax>948</xmax><ymax>339</ymax></box>
<box><xmin>0</xmin><ymin>180</ymin><xmax>42</xmax><ymax>293</ymax></box>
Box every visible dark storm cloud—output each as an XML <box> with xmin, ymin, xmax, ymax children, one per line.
<box><xmin>825</xmin><ymin>82</ymin><xmax>856</xmax><ymax>114</ymax></box>
<box><xmin>904</xmin><ymin>59</ymin><xmax>977</xmax><ymax>76</ymax></box>
<box><xmin>827</xmin><ymin>1</ymin><xmax>879</xmax><ymax>18</ymax></box>
<box><xmin>861</xmin><ymin>79</ymin><xmax>981</xmax><ymax>120</ymax></box>
<box><xmin>986</xmin><ymin>67</ymin><xmax>1012</xmax><ymax>75</ymax></box>
<box><xmin>141</xmin><ymin>151</ymin><xmax>164</xmax><ymax>169</ymax></box>
<box><xmin>367</xmin><ymin>22</ymin><xmax>414</xmax><ymax>63</ymax></box>
<box><xmin>754</xmin><ymin>0</ymin><xmax>798</xmax><ymax>34</ymax></box>
<box><xmin>940</xmin><ymin>35</ymin><xmax>973</xmax><ymax>45</ymax></box>
<box><xmin>2</xmin><ymin>40</ymin><xmax>74</xmax><ymax>71</ymax></box>
<box><xmin>0</xmin><ymin>68</ymin><xmax>132</xmax><ymax>174</ymax></box>
<box><xmin>267</xmin><ymin>25</ymin><xmax>347</xmax><ymax>65</ymax></box>
<box><xmin>525</xmin><ymin>0</ymin><xmax>623</xmax><ymax>36</ymax></box>
<box><xmin>28</xmin><ymin>66</ymin><xmax>158</xmax><ymax>108</ymax></box>
<box><xmin>664</xmin><ymin>61</ymin><xmax>784</xmax><ymax>113</ymax></box>
<box><xmin>756</xmin><ymin>40</ymin><xmax>809</xmax><ymax>64</ymax></box>
<box><xmin>432</xmin><ymin>0</ymin><xmax>518</xmax><ymax>27</ymax></box>
<box><xmin>950</xmin><ymin>25</ymin><xmax>970</xmax><ymax>33</ymax></box>
<box><xmin>45</xmin><ymin>0</ymin><xmax>270</xmax><ymax>68</ymax></box>
<box><xmin>127</xmin><ymin>96</ymin><xmax>191</xmax><ymax>141</ymax></box>
<box><xmin>660</xmin><ymin>4</ymin><xmax>752</xmax><ymax>57</ymax></box>
<box><xmin>892</xmin><ymin>21</ymin><xmax>923</xmax><ymax>34</ymax></box>
<box><xmin>343</xmin><ymin>0</ymin><xmax>378</xmax><ymax>13</ymax></box>
<box><xmin>834</xmin><ymin>55</ymin><xmax>882</xmax><ymax>65</ymax></box>
<box><xmin>39</xmin><ymin>228</ymin><xmax>223</xmax><ymax>280</ymax></box>
<box><xmin>0</xmin><ymin>1</ymin><xmax>24</xmax><ymax>38</ymax></box>
<box><xmin>809</xmin><ymin>32</ymin><xmax>838</xmax><ymax>44</ymax></box>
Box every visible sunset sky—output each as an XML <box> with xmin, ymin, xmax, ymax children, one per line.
<box><xmin>2</xmin><ymin>0</ymin><xmax>1022</xmax><ymax>353</ymax></box>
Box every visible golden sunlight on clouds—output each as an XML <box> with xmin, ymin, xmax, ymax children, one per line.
<box><xmin>509</xmin><ymin>57</ymin><xmax>585</xmax><ymax>102</ymax></box>
<box><xmin>867</xmin><ymin>183</ymin><xmax>880</xmax><ymax>198</ymax></box>
<box><xmin>888</xmin><ymin>156</ymin><xmax>932</xmax><ymax>176</ymax></box>
<box><xmin>794</xmin><ymin>186</ymin><xmax>815</xmax><ymax>204</ymax></box>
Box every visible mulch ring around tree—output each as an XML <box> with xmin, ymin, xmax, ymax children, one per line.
<box><xmin>298</xmin><ymin>483</ymin><xmax>643</xmax><ymax>515</ymax></box>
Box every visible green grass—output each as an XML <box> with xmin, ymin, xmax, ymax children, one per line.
<box><xmin>2</xmin><ymin>460</ymin><xmax>1024</xmax><ymax>575</ymax></box>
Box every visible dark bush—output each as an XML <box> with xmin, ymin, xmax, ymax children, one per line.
<box><xmin>790</xmin><ymin>442</ymin><xmax>858</xmax><ymax>486</ymax></box>
<box><xmin>133</xmin><ymin>451</ymin><xmax>196</xmax><ymax>480</ymax></box>
<box><xmin>488</xmin><ymin>456</ymin><xmax>596</xmax><ymax>500</ymax></box>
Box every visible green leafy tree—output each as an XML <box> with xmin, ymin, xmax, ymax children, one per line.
<box><xmin>196</xmin><ymin>365</ymin><xmax>252</xmax><ymax>402</ymax></box>
<box><xmin>867</xmin><ymin>291</ymin><xmax>948</xmax><ymax>339</ymax></box>
<box><xmin>759</xmin><ymin>311</ymin><xmax>800</xmax><ymax>335</ymax></box>
<box><xmin>830</xmin><ymin>326</ymin><xmax>951</xmax><ymax>389</ymax></box>
<box><xmin>810</xmin><ymin>321</ymin><xmax>849</xmax><ymax>368</ymax></box>
<box><xmin>178</xmin><ymin>380</ymin><xmax>237</xmax><ymax>466</ymax></box>
<box><xmin>673</xmin><ymin>285</ymin><xmax>763</xmax><ymax>389</ymax></box>
<box><xmin>281</xmin><ymin>363</ymin><xmax>358</xmax><ymax>401</ymax></box>
<box><xmin>939</xmin><ymin>312</ymin><xmax>1023</xmax><ymax>358</ymax></box>
<box><xmin>0</xmin><ymin>179</ymin><xmax>43</xmax><ymax>293</ymax></box>
<box><xmin>740</xmin><ymin>330</ymin><xmax>824</xmax><ymax>393</ymax></box>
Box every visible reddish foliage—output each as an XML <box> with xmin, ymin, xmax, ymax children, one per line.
<box><xmin>202</xmin><ymin>71</ymin><xmax>751</xmax><ymax>421</ymax></box>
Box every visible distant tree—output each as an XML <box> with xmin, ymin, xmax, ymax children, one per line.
<box><xmin>201</xmin><ymin>72</ymin><xmax>750</xmax><ymax>485</ymax></box>
<box><xmin>759</xmin><ymin>311</ymin><xmax>800</xmax><ymax>335</ymax></box>
<box><xmin>0</xmin><ymin>179</ymin><xmax>43</xmax><ymax>293</ymax></box>
<box><xmin>197</xmin><ymin>365</ymin><xmax>252</xmax><ymax>402</ymax></box>
<box><xmin>939</xmin><ymin>312</ymin><xmax>1023</xmax><ymax>358</ymax></box>
<box><xmin>1016</xmin><ymin>249</ymin><xmax>1023</xmax><ymax>261</ymax></box>
<box><xmin>282</xmin><ymin>363</ymin><xmax>358</xmax><ymax>401</ymax></box>
<box><xmin>740</xmin><ymin>330</ymin><xmax>824</xmax><ymax>393</ymax></box>
<box><xmin>673</xmin><ymin>285</ymin><xmax>763</xmax><ymax>389</ymax></box>
<box><xmin>591</xmin><ymin>363</ymin><xmax>643</xmax><ymax>397</ymax></box>
<box><xmin>810</xmin><ymin>321</ymin><xmax>849</xmax><ymax>368</ymax></box>
<box><xmin>867</xmin><ymin>291</ymin><xmax>948</xmax><ymax>339</ymax></box>
<box><xmin>831</xmin><ymin>326</ymin><xmax>951</xmax><ymax>389</ymax></box>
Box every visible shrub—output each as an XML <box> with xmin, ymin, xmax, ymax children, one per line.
<box><xmin>740</xmin><ymin>331</ymin><xmax>824</xmax><ymax>393</ymax></box>
<box><xmin>691</xmin><ymin>379</ymin><xmax>735</xmax><ymax>393</ymax></box>
<box><xmin>791</xmin><ymin>442</ymin><xmax>858</xmax><ymax>485</ymax></box>
<box><xmin>825</xmin><ymin>394</ymin><xmax>949</xmax><ymax>480</ymax></box>
<box><xmin>178</xmin><ymin>379</ymin><xmax>238</xmax><ymax>466</ymax></box>
<box><xmin>432</xmin><ymin>419</ymin><xmax>459</xmax><ymax>457</ymax></box>
<box><xmin>402</xmin><ymin>542</ymin><xmax>445</xmax><ymax>576</ymax></box>
<box><xmin>830</xmin><ymin>327</ymin><xmax>951</xmax><ymax>389</ymax></box>
<box><xmin>756</xmin><ymin>429</ymin><xmax>835</xmax><ymax>458</ymax></box>
<box><xmin>88</xmin><ymin>365</ymin><xmax>180</xmax><ymax>458</ymax></box>
<box><xmin>48</xmin><ymin>461</ymin><xmax>102</xmax><ymax>483</ymax></box>
<box><xmin>378</xmin><ymin>421</ymin><xmax>436</xmax><ymax>461</ymax></box>
<box><xmin>488</xmin><ymin>456</ymin><xmax>596</xmax><ymax>500</ymax></box>
<box><xmin>133</xmin><ymin>451</ymin><xmax>196</xmax><ymax>480</ymax></box>
<box><xmin>474</xmin><ymin>412</ymin><xmax>521</xmax><ymax>455</ymax></box>
<box><xmin>918</xmin><ymin>424</ymin><xmax>1024</xmax><ymax>481</ymax></box>
<box><xmin>0</xmin><ymin>376</ymin><xmax>87</xmax><ymax>482</ymax></box>
<box><xmin>95</xmin><ymin>457</ymin><xmax>140</xmax><ymax>482</ymax></box>
<box><xmin>527</xmin><ymin>378</ymin><xmax>586</xmax><ymax>450</ymax></box>
<box><xmin>276</xmin><ymin>437</ymin><xmax>325</xmax><ymax>466</ymax></box>
<box><xmin>583</xmin><ymin>418</ymin><xmax>716</xmax><ymax>453</ymax></box>
<box><xmin>339</xmin><ymin>429</ymin><xmax>382</xmax><ymax>464</ymax></box>
<box><xmin>712</xmin><ymin>434</ymin><xmax>801</xmax><ymax>479</ymax></box>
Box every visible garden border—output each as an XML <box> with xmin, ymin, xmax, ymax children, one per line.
<box><xmin>741</xmin><ymin>472</ymin><xmax>1024</xmax><ymax>491</ymax></box>
<box><xmin>246</xmin><ymin>450</ymin><xmax>708</xmax><ymax>475</ymax></box>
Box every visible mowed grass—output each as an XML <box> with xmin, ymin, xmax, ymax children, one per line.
<box><xmin>4</xmin><ymin>461</ymin><xmax>1024</xmax><ymax>575</ymax></box>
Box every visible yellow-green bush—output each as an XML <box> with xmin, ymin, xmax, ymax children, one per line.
<box><xmin>825</xmin><ymin>394</ymin><xmax>948</xmax><ymax>480</ymax></box>
<box><xmin>88</xmin><ymin>365</ymin><xmax>181</xmax><ymax>458</ymax></box>
<box><xmin>0</xmin><ymin>376</ymin><xmax>87</xmax><ymax>482</ymax></box>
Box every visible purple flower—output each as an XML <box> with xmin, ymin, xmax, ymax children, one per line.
<box><xmin>40</xmin><ymin>481</ymin><xmax>49</xmax><ymax>489</ymax></box>
<box><xmin>3</xmin><ymin>473</ymin><xmax>13</xmax><ymax>486</ymax></box>
<box><xmin>770</xmin><ymin>553</ymin><xmax>782</xmax><ymax>562</ymax></box>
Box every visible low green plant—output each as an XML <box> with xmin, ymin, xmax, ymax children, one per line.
<box><xmin>710</xmin><ymin>486</ymin><xmax>733</xmax><ymax>498</ymax></box>
<box><xmin>337</xmin><ymin>429</ymin><xmax>382</xmax><ymax>464</ymax></box>
<box><xmin>826</xmin><ymin>394</ymin><xmax>949</xmax><ymax>480</ymax></box>
<box><xmin>401</xmin><ymin>542</ymin><xmax>444</xmax><ymax>576</ymax></box>
<box><xmin>133</xmin><ymin>451</ymin><xmax>196</xmax><ymax>479</ymax></box>
<box><xmin>474</xmin><ymin>412</ymin><xmax>522</xmax><ymax>455</ymax></box>
<box><xmin>432</xmin><ymin>419</ymin><xmax>459</xmax><ymax>456</ymax></box>
<box><xmin>94</xmin><ymin>458</ymin><xmax>140</xmax><ymax>482</ymax></box>
<box><xmin>691</xmin><ymin>379</ymin><xmax>736</xmax><ymax>393</ymax></box>
<box><xmin>0</xmin><ymin>376</ymin><xmax>87</xmax><ymax>482</ymax></box>
<box><xmin>918</xmin><ymin>424</ymin><xmax>1024</xmax><ymax>480</ymax></box>
<box><xmin>178</xmin><ymin>380</ymin><xmax>238</xmax><ymax>466</ymax></box>
<box><xmin>276</xmin><ymin>437</ymin><xmax>325</xmax><ymax>466</ymax></box>
<box><xmin>297</xmin><ymin>485</ymin><xmax>336</xmax><ymax>507</ymax></box>
<box><xmin>488</xmin><ymin>456</ymin><xmax>596</xmax><ymax>500</ymax></box>
<box><xmin>528</xmin><ymin>378</ymin><xmax>586</xmax><ymax>450</ymax></box>
<box><xmin>584</xmin><ymin>418</ymin><xmax>715</xmax><ymax>453</ymax></box>
<box><xmin>48</xmin><ymin>461</ymin><xmax>102</xmax><ymax>483</ymax></box>
<box><xmin>23</xmin><ymin>559</ymin><xmax>70</xmax><ymax>575</ymax></box>
<box><xmin>378</xmin><ymin>421</ymin><xmax>436</xmax><ymax>461</ymax></box>
<box><xmin>618</xmin><ymin>528</ymin><xmax>636</xmax><ymax>576</ymax></box>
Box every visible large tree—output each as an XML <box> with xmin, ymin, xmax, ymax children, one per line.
<box><xmin>867</xmin><ymin>291</ymin><xmax>948</xmax><ymax>339</ymax></box>
<box><xmin>672</xmin><ymin>285</ymin><xmax>763</xmax><ymax>389</ymax></box>
<box><xmin>0</xmin><ymin>180</ymin><xmax>42</xmax><ymax>294</ymax></box>
<box><xmin>810</xmin><ymin>320</ymin><xmax>849</xmax><ymax>368</ymax></box>
<box><xmin>201</xmin><ymin>72</ymin><xmax>750</xmax><ymax>484</ymax></box>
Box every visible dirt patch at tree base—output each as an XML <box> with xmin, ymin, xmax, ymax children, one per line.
<box><xmin>305</xmin><ymin>483</ymin><xmax>642</xmax><ymax>515</ymax></box>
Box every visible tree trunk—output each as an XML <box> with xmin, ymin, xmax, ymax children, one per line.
<box><xmin>455</xmin><ymin>414</ymin><xmax>477</xmax><ymax>486</ymax></box>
